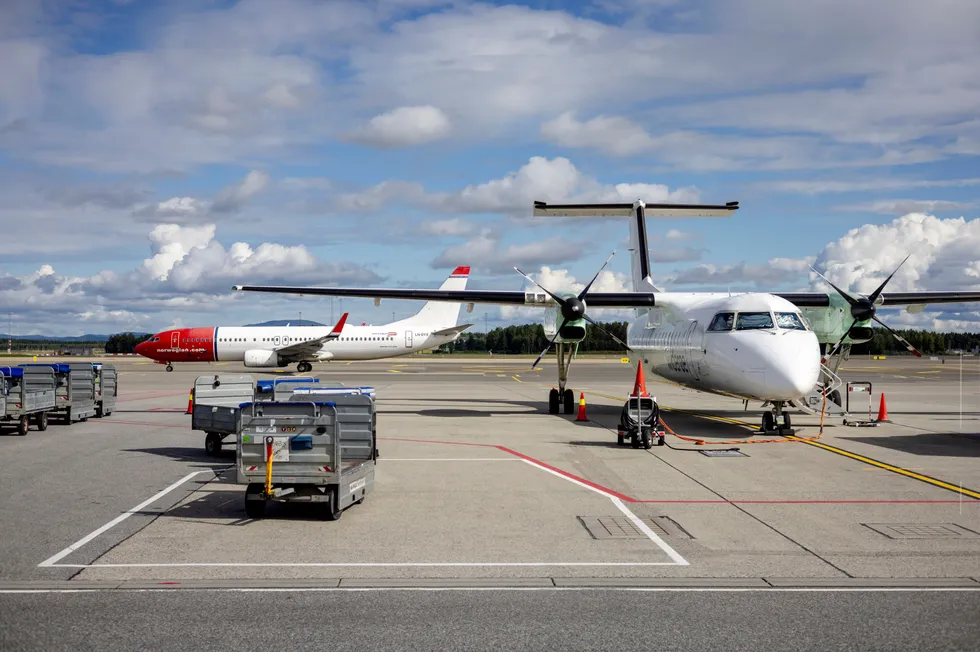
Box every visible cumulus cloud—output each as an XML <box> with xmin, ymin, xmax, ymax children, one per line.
<box><xmin>338</xmin><ymin>156</ymin><xmax>701</xmax><ymax>216</ymax></box>
<box><xmin>347</xmin><ymin>105</ymin><xmax>452</xmax><ymax>148</ymax></box>
<box><xmin>499</xmin><ymin>265</ymin><xmax>633</xmax><ymax>321</ymax></box>
<box><xmin>419</xmin><ymin>218</ymin><xmax>478</xmax><ymax>237</ymax></box>
<box><xmin>666</xmin><ymin>257</ymin><xmax>815</xmax><ymax>289</ymax></box>
<box><xmin>810</xmin><ymin>213</ymin><xmax>980</xmax><ymax>295</ymax></box>
<box><xmin>430</xmin><ymin>229</ymin><xmax>588</xmax><ymax>276</ymax></box>
<box><xmin>0</xmin><ymin>223</ymin><xmax>382</xmax><ymax>335</ymax></box>
<box><xmin>134</xmin><ymin>169</ymin><xmax>268</xmax><ymax>222</ymax></box>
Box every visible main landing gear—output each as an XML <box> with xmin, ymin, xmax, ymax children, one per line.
<box><xmin>760</xmin><ymin>400</ymin><xmax>793</xmax><ymax>434</ymax></box>
<box><xmin>547</xmin><ymin>342</ymin><xmax>576</xmax><ymax>415</ymax></box>
<box><xmin>296</xmin><ymin>361</ymin><xmax>313</xmax><ymax>373</ymax></box>
<box><xmin>166</xmin><ymin>363</ymin><xmax>173</xmax><ymax>372</ymax></box>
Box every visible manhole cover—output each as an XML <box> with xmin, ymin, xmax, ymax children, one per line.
<box><xmin>699</xmin><ymin>449</ymin><xmax>747</xmax><ymax>457</ymax></box>
<box><xmin>578</xmin><ymin>516</ymin><xmax>670</xmax><ymax>539</ymax></box>
<box><xmin>863</xmin><ymin>523</ymin><xmax>980</xmax><ymax>539</ymax></box>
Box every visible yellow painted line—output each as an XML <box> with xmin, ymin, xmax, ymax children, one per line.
<box><xmin>387</xmin><ymin>369</ymin><xmax>402</xmax><ymax>374</ymax></box>
<box><xmin>787</xmin><ymin>436</ymin><xmax>980</xmax><ymax>500</ymax></box>
<box><xmin>497</xmin><ymin>374</ymin><xmax>506</xmax><ymax>377</ymax></box>
<box><xmin>511</xmin><ymin>376</ymin><xmax>522</xmax><ymax>383</ymax></box>
<box><xmin>916</xmin><ymin>371</ymin><xmax>942</xmax><ymax>374</ymax></box>
<box><xmin>862</xmin><ymin>467</ymin><xmax>924</xmax><ymax>471</ymax></box>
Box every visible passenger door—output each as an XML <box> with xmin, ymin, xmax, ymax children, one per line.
<box><xmin>171</xmin><ymin>331</ymin><xmax>180</xmax><ymax>350</ymax></box>
<box><xmin>405</xmin><ymin>330</ymin><xmax>414</xmax><ymax>349</ymax></box>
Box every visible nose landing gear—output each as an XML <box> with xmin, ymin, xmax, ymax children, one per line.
<box><xmin>760</xmin><ymin>401</ymin><xmax>794</xmax><ymax>434</ymax></box>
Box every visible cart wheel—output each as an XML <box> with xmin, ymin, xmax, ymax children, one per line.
<box><xmin>63</xmin><ymin>407</ymin><xmax>72</xmax><ymax>425</ymax></box>
<box><xmin>95</xmin><ymin>405</ymin><xmax>104</xmax><ymax>418</ymax></box>
<box><xmin>204</xmin><ymin>432</ymin><xmax>222</xmax><ymax>456</ymax></box>
<box><xmin>641</xmin><ymin>429</ymin><xmax>652</xmax><ymax>450</ymax></box>
<box><xmin>244</xmin><ymin>484</ymin><xmax>265</xmax><ymax>519</ymax></box>
<box><xmin>17</xmin><ymin>416</ymin><xmax>29</xmax><ymax>436</ymax></box>
<box><xmin>37</xmin><ymin>412</ymin><xmax>48</xmax><ymax>432</ymax></box>
<box><xmin>617</xmin><ymin>433</ymin><xmax>625</xmax><ymax>446</ymax></box>
<box><xmin>322</xmin><ymin>489</ymin><xmax>343</xmax><ymax>521</ymax></box>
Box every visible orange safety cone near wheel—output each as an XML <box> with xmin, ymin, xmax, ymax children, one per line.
<box><xmin>185</xmin><ymin>387</ymin><xmax>194</xmax><ymax>415</ymax></box>
<box><xmin>576</xmin><ymin>392</ymin><xmax>588</xmax><ymax>421</ymax></box>
<box><xmin>632</xmin><ymin>360</ymin><xmax>650</xmax><ymax>398</ymax></box>
<box><xmin>875</xmin><ymin>393</ymin><xmax>889</xmax><ymax>422</ymax></box>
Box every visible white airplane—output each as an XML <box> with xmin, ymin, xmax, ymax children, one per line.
<box><xmin>232</xmin><ymin>201</ymin><xmax>980</xmax><ymax>432</ymax></box>
<box><xmin>136</xmin><ymin>266</ymin><xmax>473</xmax><ymax>372</ymax></box>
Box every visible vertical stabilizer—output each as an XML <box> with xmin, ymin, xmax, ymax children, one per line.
<box><xmin>411</xmin><ymin>266</ymin><xmax>469</xmax><ymax>328</ymax></box>
<box><xmin>627</xmin><ymin>201</ymin><xmax>662</xmax><ymax>294</ymax></box>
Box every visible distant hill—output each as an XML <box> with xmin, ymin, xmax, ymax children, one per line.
<box><xmin>244</xmin><ymin>320</ymin><xmax>326</xmax><ymax>327</ymax></box>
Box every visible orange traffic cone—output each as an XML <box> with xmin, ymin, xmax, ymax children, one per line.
<box><xmin>875</xmin><ymin>393</ymin><xmax>889</xmax><ymax>422</ymax></box>
<box><xmin>576</xmin><ymin>392</ymin><xmax>588</xmax><ymax>421</ymax></box>
<box><xmin>632</xmin><ymin>360</ymin><xmax>649</xmax><ymax>397</ymax></box>
<box><xmin>185</xmin><ymin>387</ymin><xmax>194</xmax><ymax>415</ymax></box>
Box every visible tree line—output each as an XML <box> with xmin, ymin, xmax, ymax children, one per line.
<box><xmin>104</xmin><ymin>332</ymin><xmax>153</xmax><ymax>354</ymax></box>
<box><xmin>447</xmin><ymin>322</ymin><xmax>980</xmax><ymax>356</ymax></box>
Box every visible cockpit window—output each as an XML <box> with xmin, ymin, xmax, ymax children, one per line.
<box><xmin>735</xmin><ymin>312</ymin><xmax>774</xmax><ymax>330</ymax></box>
<box><xmin>707</xmin><ymin>312</ymin><xmax>735</xmax><ymax>332</ymax></box>
<box><xmin>775</xmin><ymin>312</ymin><xmax>807</xmax><ymax>330</ymax></box>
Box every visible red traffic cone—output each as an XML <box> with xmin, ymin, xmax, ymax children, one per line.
<box><xmin>576</xmin><ymin>392</ymin><xmax>588</xmax><ymax>421</ymax></box>
<box><xmin>875</xmin><ymin>393</ymin><xmax>889</xmax><ymax>422</ymax></box>
<box><xmin>632</xmin><ymin>360</ymin><xmax>649</xmax><ymax>397</ymax></box>
<box><xmin>185</xmin><ymin>387</ymin><xmax>194</xmax><ymax>415</ymax></box>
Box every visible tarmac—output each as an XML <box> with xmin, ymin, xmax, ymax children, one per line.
<box><xmin>1</xmin><ymin>353</ymin><xmax>978</xmax><ymax>650</ymax></box>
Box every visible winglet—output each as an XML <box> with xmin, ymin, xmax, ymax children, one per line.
<box><xmin>328</xmin><ymin>312</ymin><xmax>348</xmax><ymax>338</ymax></box>
<box><xmin>451</xmin><ymin>266</ymin><xmax>470</xmax><ymax>277</ymax></box>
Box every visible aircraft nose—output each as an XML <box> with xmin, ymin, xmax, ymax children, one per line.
<box><xmin>764</xmin><ymin>333</ymin><xmax>821</xmax><ymax>398</ymax></box>
<box><xmin>135</xmin><ymin>339</ymin><xmax>150</xmax><ymax>356</ymax></box>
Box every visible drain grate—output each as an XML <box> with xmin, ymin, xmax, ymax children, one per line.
<box><xmin>578</xmin><ymin>516</ymin><xmax>670</xmax><ymax>539</ymax></box>
<box><xmin>699</xmin><ymin>449</ymin><xmax>747</xmax><ymax>457</ymax></box>
<box><xmin>863</xmin><ymin>523</ymin><xmax>980</xmax><ymax>539</ymax></box>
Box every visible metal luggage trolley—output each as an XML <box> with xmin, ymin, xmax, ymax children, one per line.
<box><xmin>237</xmin><ymin>393</ymin><xmax>376</xmax><ymax>521</ymax></box>
<box><xmin>0</xmin><ymin>366</ymin><xmax>57</xmax><ymax>436</ymax></box>
<box><xmin>190</xmin><ymin>375</ymin><xmax>321</xmax><ymax>455</ymax></box>
<box><xmin>20</xmin><ymin>363</ymin><xmax>97</xmax><ymax>424</ymax></box>
<box><xmin>92</xmin><ymin>363</ymin><xmax>117</xmax><ymax>418</ymax></box>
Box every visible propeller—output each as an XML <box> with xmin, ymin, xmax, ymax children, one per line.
<box><xmin>809</xmin><ymin>254</ymin><xmax>921</xmax><ymax>359</ymax></box>
<box><xmin>514</xmin><ymin>251</ymin><xmax>630</xmax><ymax>368</ymax></box>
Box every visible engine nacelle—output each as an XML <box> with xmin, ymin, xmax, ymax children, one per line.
<box><xmin>243</xmin><ymin>349</ymin><xmax>283</xmax><ymax>368</ymax></box>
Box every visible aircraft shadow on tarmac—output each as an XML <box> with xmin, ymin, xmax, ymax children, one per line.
<box><xmin>122</xmin><ymin>446</ymin><xmax>235</xmax><ymax>471</ymax></box>
<box><xmin>840</xmin><ymin>433</ymin><xmax>980</xmax><ymax>458</ymax></box>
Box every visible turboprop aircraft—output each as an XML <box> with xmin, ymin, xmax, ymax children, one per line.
<box><xmin>136</xmin><ymin>267</ymin><xmax>473</xmax><ymax>372</ymax></box>
<box><xmin>232</xmin><ymin>201</ymin><xmax>980</xmax><ymax>433</ymax></box>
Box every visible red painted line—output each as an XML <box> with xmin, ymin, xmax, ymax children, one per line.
<box><xmin>148</xmin><ymin>408</ymin><xmax>187</xmax><ymax>412</ymax></box>
<box><xmin>380</xmin><ymin>437</ymin><xmax>979</xmax><ymax>505</ymax></box>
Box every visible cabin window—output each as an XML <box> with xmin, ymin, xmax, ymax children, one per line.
<box><xmin>775</xmin><ymin>312</ymin><xmax>807</xmax><ymax>331</ymax></box>
<box><xmin>707</xmin><ymin>312</ymin><xmax>735</xmax><ymax>332</ymax></box>
<box><xmin>735</xmin><ymin>312</ymin><xmax>774</xmax><ymax>330</ymax></box>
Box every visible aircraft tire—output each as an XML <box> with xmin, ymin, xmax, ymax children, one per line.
<box><xmin>548</xmin><ymin>389</ymin><xmax>560</xmax><ymax>414</ymax></box>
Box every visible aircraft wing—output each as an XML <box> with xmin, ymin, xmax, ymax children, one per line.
<box><xmin>778</xmin><ymin>291</ymin><xmax>980</xmax><ymax>308</ymax></box>
<box><xmin>233</xmin><ymin>284</ymin><xmax>659</xmax><ymax>307</ymax></box>
<box><xmin>274</xmin><ymin>312</ymin><xmax>348</xmax><ymax>358</ymax></box>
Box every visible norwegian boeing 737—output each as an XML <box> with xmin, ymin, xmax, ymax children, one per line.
<box><xmin>136</xmin><ymin>267</ymin><xmax>473</xmax><ymax>372</ymax></box>
<box><xmin>233</xmin><ymin>202</ymin><xmax>980</xmax><ymax>433</ymax></box>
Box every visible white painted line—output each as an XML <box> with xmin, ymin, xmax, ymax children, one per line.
<box><xmin>2</xmin><ymin>587</ymin><xmax>978</xmax><ymax>594</ymax></box>
<box><xmin>611</xmin><ymin>497</ymin><xmax>689</xmax><ymax>566</ymax></box>
<box><xmin>38</xmin><ymin>471</ymin><xmax>209</xmax><ymax>568</ymax></box>
<box><xmin>518</xmin><ymin>460</ymin><xmax>690</xmax><ymax>567</ymax></box>
<box><xmin>47</xmin><ymin>562</ymin><xmax>682</xmax><ymax>568</ymax></box>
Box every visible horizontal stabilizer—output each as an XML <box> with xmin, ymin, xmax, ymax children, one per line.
<box><xmin>533</xmin><ymin>200</ymin><xmax>738</xmax><ymax>218</ymax></box>
<box><xmin>432</xmin><ymin>323</ymin><xmax>473</xmax><ymax>337</ymax></box>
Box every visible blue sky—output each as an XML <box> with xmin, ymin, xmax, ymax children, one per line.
<box><xmin>1</xmin><ymin>0</ymin><xmax>979</xmax><ymax>335</ymax></box>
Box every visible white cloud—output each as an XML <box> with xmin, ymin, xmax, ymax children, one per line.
<box><xmin>430</xmin><ymin>229</ymin><xmax>588</xmax><ymax>276</ymax></box>
<box><xmin>338</xmin><ymin>156</ymin><xmax>701</xmax><ymax>215</ymax></box>
<box><xmin>0</xmin><ymin>223</ymin><xmax>382</xmax><ymax>335</ymax></box>
<box><xmin>811</xmin><ymin>213</ymin><xmax>980</xmax><ymax>295</ymax></box>
<box><xmin>212</xmin><ymin>170</ymin><xmax>270</xmax><ymax>212</ymax></box>
<box><xmin>419</xmin><ymin>218</ymin><xmax>478</xmax><ymax>237</ymax></box>
<box><xmin>765</xmin><ymin>177</ymin><xmax>980</xmax><ymax>195</ymax></box>
<box><xmin>134</xmin><ymin>169</ymin><xmax>269</xmax><ymax>222</ymax></box>
<box><xmin>833</xmin><ymin>199</ymin><xmax>976</xmax><ymax>215</ymax></box>
<box><xmin>347</xmin><ymin>105</ymin><xmax>451</xmax><ymax>148</ymax></box>
<box><xmin>499</xmin><ymin>265</ymin><xmax>633</xmax><ymax>321</ymax></box>
<box><xmin>666</xmin><ymin>257</ymin><xmax>816</xmax><ymax>288</ymax></box>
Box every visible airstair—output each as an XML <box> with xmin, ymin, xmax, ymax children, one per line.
<box><xmin>791</xmin><ymin>363</ymin><xmax>848</xmax><ymax>418</ymax></box>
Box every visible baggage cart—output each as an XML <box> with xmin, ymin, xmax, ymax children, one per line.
<box><xmin>1</xmin><ymin>366</ymin><xmax>57</xmax><ymax>436</ymax></box>
<box><xmin>237</xmin><ymin>395</ymin><xmax>376</xmax><ymax>520</ymax></box>
<box><xmin>191</xmin><ymin>375</ymin><xmax>321</xmax><ymax>455</ymax></box>
<box><xmin>20</xmin><ymin>362</ymin><xmax>98</xmax><ymax>424</ymax></box>
<box><xmin>93</xmin><ymin>362</ymin><xmax>117</xmax><ymax>417</ymax></box>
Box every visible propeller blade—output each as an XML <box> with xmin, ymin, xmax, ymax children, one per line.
<box><xmin>825</xmin><ymin>318</ymin><xmax>856</xmax><ymax>360</ymax></box>
<box><xmin>514</xmin><ymin>266</ymin><xmax>567</xmax><ymax>307</ymax></box>
<box><xmin>872</xmin><ymin>315</ymin><xmax>922</xmax><ymax>357</ymax></box>
<box><xmin>531</xmin><ymin>318</ymin><xmax>568</xmax><ymax>369</ymax></box>
<box><xmin>582</xmin><ymin>313</ymin><xmax>629</xmax><ymax>349</ymax></box>
<box><xmin>809</xmin><ymin>265</ymin><xmax>858</xmax><ymax>306</ymax></box>
<box><xmin>867</xmin><ymin>253</ymin><xmax>911</xmax><ymax>304</ymax></box>
<box><xmin>577</xmin><ymin>250</ymin><xmax>616</xmax><ymax>301</ymax></box>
